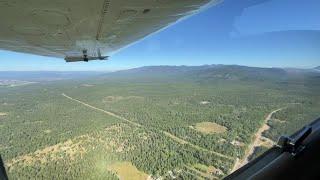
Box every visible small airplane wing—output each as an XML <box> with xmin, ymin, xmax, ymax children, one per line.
<box><xmin>0</xmin><ymin>0</ymin><xmax>220</xmax><ymax>62</ymax></box>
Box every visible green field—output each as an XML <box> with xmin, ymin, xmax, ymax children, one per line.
<box><xmin>0</xmin><ymin>65</ymin><xmax>319</xmax><ymax>179</ymax></box>
<box><xmin>194</xmin><ymin>122</ymin><xmax>227</xmax><ymax>134</ymax></box>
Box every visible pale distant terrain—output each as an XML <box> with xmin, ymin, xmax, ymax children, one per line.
<box><xmin>0</xmin><ymin>80</ymin><xmax>36</xmax><ymax>87</ymax></box>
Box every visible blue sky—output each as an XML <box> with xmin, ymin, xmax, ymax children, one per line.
<box><xmin>0</xmin><ymin>0</ymin><xmax>319</xmax><ymax>71</ymax></box>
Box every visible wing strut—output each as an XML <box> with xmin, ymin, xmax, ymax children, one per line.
<box><xmin>64</xmin><ymin>49</ymin><xmax>108</xmax><ymax>62</ymax></box>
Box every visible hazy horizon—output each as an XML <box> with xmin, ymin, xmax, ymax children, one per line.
<box><xmin>0</xmin><ymin>63</ymin><xmax>319</xmax><ymax>72</ymax></box>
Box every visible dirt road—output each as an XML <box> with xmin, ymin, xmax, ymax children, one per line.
<box><xmin>62</xmin><ymin>93</ymin><xmax>233</xmax><ymax>160</ymax></box>
<box><xmin>231</xmin><ymin>108</ymin><xmax>283</xmax><ymax>172</ymax></box>
<box><xmin>162</xmin><ymin>131</ymin><xmax>233</xmax><ymax>160</ymax></box>
<box><xmin>62</xmin><ymin>93</ymin><xmax>141</xmax><ymax>127</ymax></box>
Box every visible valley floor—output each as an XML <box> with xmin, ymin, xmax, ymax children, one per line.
<box><xmin>0</xmin><ymin>72</ymin><xmax>319</xmax><ymax>179</ymax></box>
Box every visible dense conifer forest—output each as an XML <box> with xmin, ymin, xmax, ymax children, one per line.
<box><xmin>0</xmin><ymin>65</ymin><xmax>319</xmax><ymax>179</ymax></box>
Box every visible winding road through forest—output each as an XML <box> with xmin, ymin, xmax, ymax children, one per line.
<box><xmin>231</xmin><ymin>108</ymin><xmax>284</xmax><ymax>172</ymax></box>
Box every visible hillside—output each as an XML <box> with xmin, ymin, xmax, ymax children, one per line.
<box><xmin>105</xmin><ymin>65</ymin><xmax>320</xmax><ymax>83</ymax></box>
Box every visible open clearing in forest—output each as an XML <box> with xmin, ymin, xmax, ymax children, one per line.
<box><xmin>44</xmin><ymin>129</ymin><xmax>52</xmax><ymax>134</ymax></box>
<box><xmin>200</xmin><ymin>101</ymin><xmax>210</xmax><ymax>105</ymax></box>
<box><xmin>107</xmin><ymin>161</ymin><xmax>149</xmax><ymax>180</ymax></box>
<box><xmin>81</xmin><ymin>84</ymin><xmax>95</xmax><ymax>87</ymax></box>
<box><xmin>103</xmin><ymin>96</ymin><xmax>144</xmax><ymax>103</ymax></box>
<box><xmin>194</xmin><ymin>122</ymin><xmax>227</xmax><ymax>134</ymax></box>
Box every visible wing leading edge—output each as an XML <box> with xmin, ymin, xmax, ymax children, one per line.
<box><xmin>0</xmin><ymin>0</ymin><xmax>221</xmax><ymax>62</ymax></box>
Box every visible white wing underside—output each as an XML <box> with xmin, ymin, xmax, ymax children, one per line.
<box><xmin>0</xmin><ymin>0</ymin><xmax>219</xmax><ymax>61</ymax></box>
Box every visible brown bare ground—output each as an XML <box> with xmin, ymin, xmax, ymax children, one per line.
<box><xmin>231</xmin><ymin>140</ymin><xmax>245</xmax><ymax>147</ymax></box>
<box><xmin>0</xmin><ymin>112</ymin><xmax>7</xmax><ymax>116</ymax></box>
<box><xmin>103</xmin><ymin>96</ymin><xmax>144</xmax><ymax>103</ymax></box>
<box><xmin>200</xmin><ymin>101</ymin><xmax>210</xmax><ymax>105</ymax></box>
<box><xmin>208</xmin><ymin>166</ymin><xmax>224</xmax><ymax>176</ymax></box>
<box><xmin>108</xmin><ymin>161</ymin><xmax>149</xmax><ymax>180</ymax></box>
<box><xmin>81</xmin><ymin>84</ymin><xmax>94</xmax><ymax>87</ymax></box>
<box><xmin>231</xmin><ymin>108</ymin><xmax>283</xmax><ymax>172</ymax></box>
<box><xmin>44</xmin><ymin>129</ymin><xmax>52</xmax><ymax>134</ymax></box>
<box><xmin>194</xmin><ymin>122</ymin><xmax>227</xmax><ymax>134</ymax></box>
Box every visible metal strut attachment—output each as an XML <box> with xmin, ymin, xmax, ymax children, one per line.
<box><xmin>277</xmin><ymin>126</ymin><xmax>312</xmax><ymax>156</ymax></box>
<box><xmin>65</xmin><ymin>48</ymin><xmax>108</xmax><ymax>62</ymax></box>
<box><xmin>82</xmin><ymin>49</ymin><xmax>88</xmax><ymax>62</ymax></box>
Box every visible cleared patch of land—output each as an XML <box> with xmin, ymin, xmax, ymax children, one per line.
<box><xmin>200</xmin><ymin>101</ymin><xmax>210</xmax><ymax>105</ymax></box>
<box><xmin>0</xmin><ymin>112</ymin><xmax>7</xmax><ymax>116</ymax></box>
<box><xmin>231</xmin><ymin>140</ymin><xmax>245</xmax><ymax>147</ymax></box>
<box><xmin>107</xmin><ymin>161</ymin><xmax>149</xmax><ymax>180</ymax></box>
<box><xmin>258</xmin><ymin>137</ymin><xmax>274</xmax><ymax>148</ymax></box>
<box><xmin>44</xmin><ymin>129</ymin><xmax>52</xmax><ymax>134</ymax></box>
<box><xmin>81</xmin><ymin>84</ymin><xmax>94</xmax><ymax>87</ymax></box>
<box><xmin>103</xmin><ymin>96</ymin><xmax>144</xmax><ymax>103</ymax></box>
<box><xmin>194</xmin><ymin>122</ymin><xmax>227</xmax><ymax>134</ymax></box>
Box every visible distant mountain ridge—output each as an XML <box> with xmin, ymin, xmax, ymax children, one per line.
<box><xmin>104</xmin><ymin>65</ymin><xmax>320</xmax><ymax>84</ymax></box>
<box><xmin>107</xmin><ymin>65</ymin><xmax>286</xmax><ymax>81</ymax></box>
<box><xmin>1</xmin><ymin>65</ymin><xmax>318</xmax><ymax>82</ymax></box>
